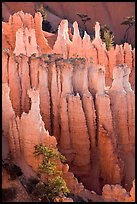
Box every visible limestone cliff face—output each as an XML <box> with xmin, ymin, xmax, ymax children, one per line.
<box><xmin>2</xmin><ymin>11</ymin><xmax>135</xmax><ymax>195</ymax></box>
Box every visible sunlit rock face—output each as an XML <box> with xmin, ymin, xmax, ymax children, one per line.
<box><xmin>2</xmin><ymin>11</ymin><xmax>135</xmax><ymax>198</ymax></box>
<box><xmin>2</xmin><ymin>11</ymin><xmax>52</xmax><ymax>56</ymax></box>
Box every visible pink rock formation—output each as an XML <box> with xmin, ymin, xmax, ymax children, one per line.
<box><xmin>39</xmin><ymin>60</ymin><xmax>51</xmax><ymax>133</ymax></box>
<box><xmin>129</xmin><ymin>48</ymin><xmax>135</xmax><ymax>90</ymax></box>
<box><xmin>4</xmin><ymin>11</ymin><xmax>132</xmax><ymax>91</ymax></box>
<box><xmin>82</xmin><ymin>94</ymin><xmax>96</xmax><ymax>151</ymax></box>
<box><xmin>102</xmin><ymin>181</ymin><xmax>135</xmax><ymax>202</ymax></box>
<box><xmin>48</xmin><ymin>61</ymin><xmax>61</xmax><ymax>140</ymax></box>
<box><xmin>2</xmin><ymin>11</ymin><xmax>135</xmax><ymax>198</ymax></box>
<box><xmin>53</xmin><ymin>19</ymin><xmax>71</xmax><ymax>58</ymax></box>
<box><xmin>115</xmin><ymin>44</ymin><xmax>124</xmax><ymax>65</ymax></box>
<box><xmin>67</xmin><ymin>94</ymin><xmax>91</xmax><ymax>167</ymax></box>
<box><xmin>107</xmin><ymin>47</ymin><xmax>116</xmax><ymax>79</ymax></box>
<box><xmin>8</xmin><ymin>55</ymin><xmax>22</xmax><ymax>117</ymax></box>
<box><xmin>13</xmin><ymin>27</ymin><xmax>39</xmax><ymax>57</ymax></box>
<box><xmin>108</xmin><ymin>64</ymin><xmax>135</xmax><ymax>188</ymax></box>
<box><xmin>59</xmin><ymin>95</ymin><xmax>72</xmax><ymax>161</ymax></box>
<box><xmin>95</xmin><ymin>67</ymin><xmax>124</xmax><ymax>187</ymax></box>
<box><xmin>2</xmin><ymin>83</ymin><xmax>15</xmax><ymax>138</ymax></box>
<box><xmin>2</xmin><ymin>11</ymin><xmax>52</xmax><ymax>56</ymax></box>
<box><xmin>69</xmin><ymin>21</ymin><xmax>83</xmax><ymax>58</ymax></box>
<box><xmin>8</xmin><ymin>88</ymin><xmax>57</xmax><ymax>169</ymax></box>
<box><xmin>83</xmin><ymin>32</ymin><xmax>98</xmax><ymax>65</ymax></box>
<box><xmin>2</xmin><ymin>52</ymin><xmax>9</xmax><ymax>83</ymax></box>
<box><xmin>34</xmin><ymin>12</ymin><xmax>53</xmax><ymax>54</ymax></box>
<box><xmin>124</xmin><ymin>43</ymin><xmax>133</xmax><ymax>70</ymax></box>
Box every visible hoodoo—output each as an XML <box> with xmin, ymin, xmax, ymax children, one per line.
<box><xmin>2</xmin><ymin>11</ymin><xmax>135</xmax><ymax>202</ymax></box>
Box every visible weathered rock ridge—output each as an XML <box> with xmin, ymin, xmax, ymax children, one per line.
<box><xmin>2</xmin><ymin>11</ymin><xmax>135</xmax><ymax>199</ymax></box>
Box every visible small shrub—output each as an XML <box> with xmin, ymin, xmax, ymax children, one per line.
<box><xmin>34</xmin><ymin>144</ymin><xmax>66</xmax><ymax>165</ymax></box>
<box><xmin>39</xmin><ymin>160</ymin><xmax>61</xmax><ymax>175</ymax></box>
<box><xmin>103</xmin><ymin>30</ymin><xmax>114</xmax><ymax>50</ymax></box>
<box><xmin>46</xmin><ymin>176</ymin><xmax>70</xmax><ymax>201</ymax></box>
<box><xmin>100</xmin><ymin>25</ymin><xmax>114</xmax><ymax>50</ymax></box>
<box><xmin>33</xmin><ymin>144</ymin><xmax>69</xmax><ymax>201</ymax></box>
<box><xmin>37</xmin><ymin>4</ymin><xmax>47</xmax><ymax>21</ymax></box>
<box><xmin>32</xmin><ymin>177</ymin><xmax>69</xmax><ymax>202</ymax></box>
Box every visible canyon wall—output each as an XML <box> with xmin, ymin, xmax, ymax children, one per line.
<box><xmin>2</xmin><ymin>11</ymin><xmax>135</xmax><ymax>196</ymax></box>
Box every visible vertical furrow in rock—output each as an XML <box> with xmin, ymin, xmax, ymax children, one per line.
<box><xmin>107</xmin><ymin>46</ymin><xmax>116</xmax><ymax>80</ymax></box>
<box><xmin>29</xmin><ymin>56</ymin><xmax>39</xmax><ymax>88</ymax></box>
<box><xmin>115</xmin><ymin>45</ymin><xmax>124</xmax><ymax>65</ymax></box>
<box><xmin>97</xmin><ymin>126</ymin><xmax>123</xmax><ymax>186</ymax></box>
<box><xmin>49</xmin><ymin>61</ymin><xmax>60</xmax><ymax>140</ymax></box>
<box><xmin>82</xmin><ymin>94</ymin><xmax>96</xmax><ymax>151</ymax></box>
<box><xmin>90</xmin><ymin>47</ymin><xmax>98</xmax><ymax>65</ymax></box>
<box><xmin>8</xmin><ymin>54</ymin><xmax>22</xmax><ymax>117</ymax></box>
<box><xmin>9</xmin><ymin>116</ymin><xmax>21</xmax><ymax>159</ymax></box>
<box><xmin>67</xmin><ymin>94</ymin><xmax>91</xmax><ymax>168</ymax></box>
<box><xmin>57</xmin><ymin>59</ymin><xmax>74</xmax><ymax>162</ymax></box>
<box><xmin>95</xmin><ymin>67</ymin><xmax>123</xmax><ymax>186</ymax></box>
<box><xmin>2</xmin><ymin>52</ymin><xmax>9</xmax><ymax>83</ymax></box>
<box><xmin>132</xmin><ymin>48</ymin><xmax>135</xmax><ymax>69</ymax></box>
<box><xmin>108</xmin><ymin>65</ymin><xmax>129</xmax><ymax>151</ymax></box>
<box><xmin>20</xmin><ymin>55</ymin><xmax>31</xmax><ymax>113</ymax></box>
<box><xmin>59</xmin><ymin>95</ymin><xmax>73</xmax><ymax>163</ymax></box>
<box><xmin>56</xmin><ymin>61</ymin><xmax>62</xmax><ymax>98</ymax></box>
<box><xmin>124</xmin><ymin>43</ymin><xmax>132</xmax><ymax>69</ymax></box>
<box><xmin>129</xmin><ymin>48</ymin><xmax>135</xmax><ymax>90</ymax></box>
<box><xmin>97</xmin><ymin>47</ymin><xmax>108</xmax><ymax>69</ymax></box>
<box><xmin>2</xmin><ymin>83</ymin><xmax>15</xmax><ymax>138</ymax></box>
<box><xmin>126</xmin><ymin>92</ymin><xmax>135</xmax><ymax>148</ymax></box>
<box><xmin>8</xmin><ymin>120</ymin><xmax>17</xmax><ymax>157</ymax></box>
<box><xmin>39</xmin><ymin>60</ymin><xmax>51</xmax><ymax>134</ymax></box>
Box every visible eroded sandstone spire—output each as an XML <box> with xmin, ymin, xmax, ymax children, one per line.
<box><xmin>2</xmin><ymin>12</ymin><xmax>135</xmax><ymax>197</ymax></box>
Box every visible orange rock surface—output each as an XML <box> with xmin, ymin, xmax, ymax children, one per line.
<box><xmin>2</xmin><ymin>11</ymin><xmax>135</xmax><ymax>201</ymax></box>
